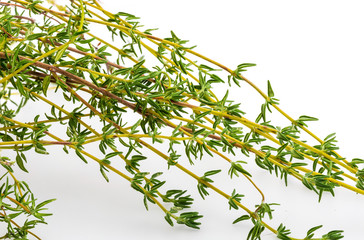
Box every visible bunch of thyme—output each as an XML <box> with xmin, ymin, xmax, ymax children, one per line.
<box><xmin>0</xmin><ymin>0</ymin><xmax>362</xmax><ymax>239</ymax></box>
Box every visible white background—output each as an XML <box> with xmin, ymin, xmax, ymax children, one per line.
<box><xmin>3</xmin><ymin>0</ymin><xmax>364</xmax><ymax>239</ymax></box>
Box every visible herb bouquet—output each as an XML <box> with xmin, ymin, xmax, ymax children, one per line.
<box><xmin>0</xmin><ymin>0</ymin><xmax>363</xmax><ymax>239</ymax></box>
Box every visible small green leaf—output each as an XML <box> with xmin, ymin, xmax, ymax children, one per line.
<box><xmin>229</xmin><ymin>161</ymin><xmax>251</xmax><ymax>178</ymax></box>
<box><xmin>100</xmin><ymin>164</ymin><xmax>110</xmax><ymax>182</ymax></box>
<box><xmin>7</xmin><ymin>212</ymin><xmax>22</xmax><ymax>219</ymax></box>
<box><xmin>54</xmin><ymin>45</ymin><xmax>68</xmax><ymax>62</ymax></box>
<box><xmin>16</xmin><ymin>154</ymin><xmax>28</xmax><ymax>173</ymax></box>
<box><xmin>267</xmin><ymin>80</ymin><xmax>274</xmax><ymax>98</ymax></box>
<box><xmin>204</xmin><ymin>169</ymin><xmax>221</xmax><ymax>176</ymax></box>
<box><xmin>27</xmin><ymin>33</ymin><xmax>47</xmax><ymax>40</ymax></box>
<box><xmin>324</xmin><ymin>133</ymin><xmax>336</xmax><ymax>141</ymax></box>
<box><xmin>298</xmin><ymin>115</ymin><xmax>319</xmax><ymax>122</ymax></box>
<box><xmin>233</xmin><ymin>215</ymin><xmax>250</xmax><ymax>224</ymax></box>
<box><xmin>48</xmin><ymin>24</ymin><xmax>66</xmax><ymax>35</ymax></box>
<box><xmin>43</xmin><ymin>75</ymin><xmax>51</xmax><ymax>96</ymax></box>
<box><xmin>16</xmin><ymin>77</ymin><xmax>26</xmax><ymax>96</ymax></box>
<box><xmin>75</xmin><ymin>44</ymin><xmax>91</xmax><ymax>52</ymax></box>
<box><xmin>76</xmin><ymin>149</ymin><xmax>88</xmax><ymax>163</ymax></box>
<box><xmin>194</xmin><ymin>111</ymin><xmax>211</xmax><ymax>121</ymax></box>
<box><xmin>290</xmin><ymin>149</ymin><xmax>305</xmax><ymax>160</ymax></box>
<box><xmin>105</xmin><ymin>151</ymin><xmax>123</xmax><ymax>159</ymax></box>
<box><xmin>35</xmin><ymin>198</ymin><xmax>56</xmax><ymax>210</ymax></box>
<box><xmin>350</xmin><ymin>158</ymin><xmax>364</xmax><ymax>168</ymax></box>
<box><xmin>321</xmin><ymin>230</ymin><xmax>344</xmax><ymax>240</ymax></box>
<box><xmin>131</xmin><ymin>155</ymin><xmax>147</xmax><ymax>161</ymax></box>
<box><xmin>306</xmin><ymin>225</ymin><xmax>323</xmax><ymax>239</ymax></box>
<box><xmin>164</xmin><ymin>213</ymin><xmax>174</xmax><ymax>227</ymax></box>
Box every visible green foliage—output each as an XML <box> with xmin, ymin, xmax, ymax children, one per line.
<box><xmin>321</xmin><ymin>230</ymin><xmax>344</xmax><ymax>240</ymax></box>
<box><xmin>228</xmin><ymin>189</ymin><xmax>244</xmax><ymax>210</ymax></box>
<box><xmin>197</xmin><ymin>169</ymin><xmax>221</xmax><ymax>199</ymax></box>
<box><xmin>247</xmin><ymin>219</ymin><xmax>265</xmax><ymax>240</ymax></box>
<box><xmin>229</xmin><ymin>63</ymin><xmax>256</xmax><ymax>87</ymax></box>
<box><xmin>277</xmin><ymin>224</ymin><xmax>291</xmax><ymax>240</ymax></box>
<box><xmin>228</xmin><ymin>160</ymin><xmax>251</xmax><ymax>178</ymax></box>
<box><xmin>0</xmin><ymin>0</ymin><xmax>360</xmax><ymax>239</ymax></box>
<box><xmin>0</xmin><ymin>167</ymin><xmax>55</xmax><ymax>239</ymax></box>
<box><xmin>176</xmin><ymin>211</ymin><xmax>203</xmax><ymax>229</ymax></box>
<box><xmin>232</xmin><ymin>214</ymin><xmax>251</xmax><ymax>224</ymax></box>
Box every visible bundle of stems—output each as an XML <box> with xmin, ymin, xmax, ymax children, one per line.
<box><xmin>0</xmin><ymin>0</ymin><xmax>362</xmax><ymax>239</ymax></box>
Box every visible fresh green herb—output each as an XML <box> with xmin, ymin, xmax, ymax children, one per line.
<box><xmin>0</xmin><ymin>0</ymin><xmax>360</xmax><ymax>239</ymax></box>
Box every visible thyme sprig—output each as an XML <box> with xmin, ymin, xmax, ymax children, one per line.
<box><xmin>0</xmin><ymin>0</ymin><xmax>359</xmax><ymax>239</ymax></box>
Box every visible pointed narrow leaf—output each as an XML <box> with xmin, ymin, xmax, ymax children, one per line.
<box><xmin>233</xmin><ymin>215</ymin><xmax>250</xmax><ymax>224</ymax></box>
<box><xmin>54</xmin><ymin>45</ymin><xmax>68</xmax><ymax>62</ymax></box>
<box><xmin>267</xmin><ymin>80</ymin><xmax>274</xmax><ymax>98</ymax></box>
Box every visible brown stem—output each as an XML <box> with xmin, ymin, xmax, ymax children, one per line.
<box><xmin>13</xmin><ymin>15</ymin><xmax>35</xmax><ymax>23</ymax></box>
<box><xmin>0</xmin><ymin>51</ymin><xmax>137</xmax><ymax>110</ymax></box>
